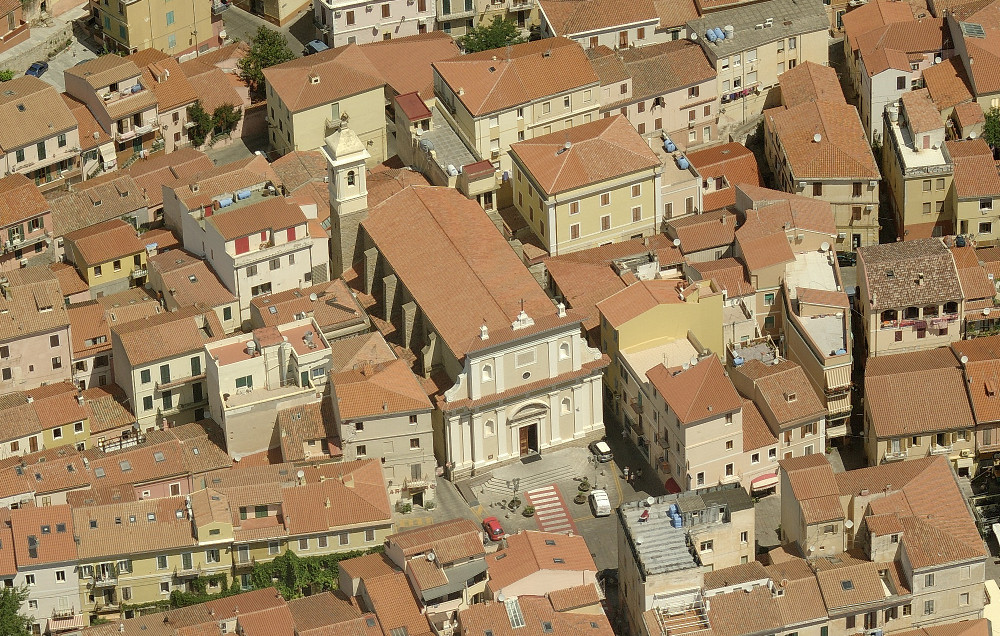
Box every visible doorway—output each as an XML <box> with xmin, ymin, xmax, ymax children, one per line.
<box><xmin>412</xmin><ymin>491</ymin><xmax>424</xmax><ymax>507</ymax></box>
<box><xmin>518</xmin><ymin>424</ymin><xmax>538</xmax><ymax>456</ymax></box>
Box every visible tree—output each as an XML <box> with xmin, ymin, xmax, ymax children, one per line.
<box><xmin>186</xmin><ymin>101</ymin><xmax>214</xmax><ymax>147</ymax></box>
<box><xmin>985</xmin><ymin>107</ymin><xmax>1000</xmax><ymax>155</ymax></box>
<box><xmin>237</xmin><ymin>26</ymin><xmax>295</xmax><ymax>102</ymax></box>
<box><xmin>0</xmin><ymin>586</ymin><xmax>32</xmax><ymax>636</ymax></box>
<box><xmin>0</xmin><ymin>70</ymin><xmax>13</xmax><ymax>82</ymax></box>
<box><xmin>212</xmin><ymin>103</ymin><xmax>243</xmax><ymax>135</ymax></box>
<box><xmin>461</xmin><ymin>16</ymin><xmax>525</xmax><ymax>53</ymax></box>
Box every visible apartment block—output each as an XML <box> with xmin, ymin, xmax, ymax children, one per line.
<box><xmin>432</xmin><ymin>37</ymin><xmax>600</xmax><ymax>175</ymax></box>
<box><xmin>111</xmin><ymin>306</ymin><xmax>223</xmax><ymax>427</ymax></box>
<box><xmin>0</xmin><ymin>77</ymin><xmax>82</xmax><ymax>192</ymax></box>
<box><xmin>856</xmin><ymin>238</ymin><xmax>963</xmax><ymax>357</ymax></box>
<box><xmin>314</xmin><ymin>0</ymin><xmax>436</xmax><ymax>45</ymax></box>
<box><xmin>539</xmin><ymin>0</ymin><xmax>681</xmax><ymax>49</ymax></box>
<box><xmin>765</xmin><ymin>63</ymin><xmax>881</xmax><ymax>251</ymax></box>
<box><xmin>945</xmin><ymin>139</ymin><xmax>1000</xmax><ymax>244</ymax></box>
<box><xmin>87</xmin><ymin>0</ymin><xmax>215</xmax><ymax>55</ymax></box>
<box><xmin>248</xmin><ymin>279</ymin><xmax>370</xmax><ymax>342</ymax></box>
<box><xmin>685</xmin><ymin>142</ymin><xmax>762</xmax><ymax>214</ymax></box>
<box><xmin>0</xmin><ymin>174</ymin><xmax>53</xmax><ymax>271</ymax></box>
<box><xmin>883</xmin><ymin>90</ymin><xmax>953</xmax><ymax>240</ymax></box>
<box><xmin>687</xmin><ymin>0</ymin><xmax>829</xmax><ymax>131</ymax></box>
<box><xmin>485</xmin><ymin>530</ymin><xmax>598</xmax><ymax>599</ymax></box>
<box><xmin>0</xmin><ymin>271</ymin><xmax>72</xmax><ymax>392</ymax></box>
<box><xmin>10</xmin><ymin>505</ymin><xmax>80</xmax><ymax>633</ymax></box>
<box><xmin>588</xmin><ymin>41</ymin><xmax>718</xmax><ymax>149</ymax></box>
<box><xmin>63</xmin><ymin>219</ymin><xmax>150</xmax><ymax>299</ymax></box>
<box><xmin>127</xmin><ymin>50</ymin><xmax>198</xmax><ymax>155</ymax></box>
<box><xmin>64</xmin><ymin>56</ymin><xmax>161</xmax><ymax>169</ymax></box>
<box><xmin>205</xmin><ymin>318</ymin><xmax>331</xmax><ymax>458</ymax></box>
<box><xmin>863</xmin><ymin>347</ymin><xmax>975</xmax><ymax>470</ymax></box>
<box><xmin>146</xmin><ymin>250</ymin><xmax>240</xmax><ymax>334</ymax></box>
<box><xmin>508</xmin><ymin>116</ymin><xmax>663</xmax><ymax>256</ymax></box>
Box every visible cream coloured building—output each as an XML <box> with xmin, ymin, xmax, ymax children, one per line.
<box><xmin>432</xmin><ymin>37</ymin><xmax>600</xmax><ymax>176</ymax></box>
<box><xmin>508</xmin><ymin>115</ymin><xmax>663</xmax><ymax>256</ymax></box>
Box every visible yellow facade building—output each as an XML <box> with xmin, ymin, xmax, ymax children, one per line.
<box><xmin>63</xmin><ymin>219</ymin><xmax>148</xmax><ymax>299</ymax></box>
<box><xmin>509</xmin><ymin>115</ymin><xmax>662</xmax><ymax>256</ymax></box>
<box><xmin>89</xmin><ymin>0</ymin><xmax>214</xmax><ymax>55</ymax></box>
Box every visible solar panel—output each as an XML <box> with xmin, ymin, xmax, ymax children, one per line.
<box><xmin>961</xmin><ymin>22</ymin><xmax>986</xmax><ymax>38</ymax></box>
<box><xmin>505</xmin><ymin>598</ymin><xmax>525</xmax><ymax>629</ymax></box>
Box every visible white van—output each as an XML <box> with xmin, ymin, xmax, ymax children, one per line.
<box><xmin>589</xmin><ymin>489</ymin><xmax>612</xmax><ymax>517</ymax></box>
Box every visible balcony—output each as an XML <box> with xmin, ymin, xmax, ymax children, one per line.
<box><xmin>234</xmin><ymin>556</ymin><xmax>256</xmax><ymax>571</ymax></box>
<box><xmin>930</xmin><ymin>444</ymin><xmax>952</xmax><ymax>456</ymax></box>
<box><xmin>116</xmin><ymin>128</ymin><xmax>137</xmax><ymax>142</ymax></box>
<box><xmin>134</xmin><ymin>123</ymin><xmax>153</xmax><ymax>136</ymax></box>
<box><xmin>510</xmin><ymin>0</ymin><xmax>532</xmax><ymax>9</ymax></box>
<box><xmin>883</xmin><ymin>450</ymin><xmax>907</xmax><ymax>462</ymax></box>
<box><xmin>155</xmin><ymin>372</ymin><xmax>206</xmax><ymax>391</ymax></box>
<box><xmin>52</xmin><ymin>607</ymin><xmax>76</xmax><ymax>619</ymax></box>
<box><xmin>404</xmin><ymin>476</ymin><xmax>431</xmax><ymax>489</ymax></box>
<box><xmin>91</xmin><ymin>574</ymin><xmax>117</xmax><ymax>588</ymax></box>
<box><xmin>174</xmin><ymin>564</ymin><xmax>202</xmax><ymax>578</ymax></box>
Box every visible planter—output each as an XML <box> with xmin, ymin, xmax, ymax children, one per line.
<box><xmin>578</xmin><ymin>480</ymin><xmax>591</xmax><ymax>492</ymax></box>
<box><xmin>574</xmin><ymin>493</ymin><xmax>587</xmax><ymax>505</ymax></box>
<box><xmin>522</xmin><ymin>506</ymin><xmax>535</xmax><ymax>517</ymax></box>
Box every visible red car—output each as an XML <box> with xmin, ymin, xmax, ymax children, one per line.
<box><xmin>482</xmin><ymin>516</ymin><xmax>504</xmax><ymax>541</ymax></box>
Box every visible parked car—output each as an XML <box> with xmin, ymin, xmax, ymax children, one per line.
<box><xmin>588</xmin><ymin>440</ymin><xmax>614</xmax><ymax>462</ymax></box>
<box><xmin>589</xmin><ymin>489</ymin><xmax>612</xmax><ymax>517</ymax></box>
<box><xmin>482</xmin><ymin>516</ymin><xmax>504</xmax><ymax>541</ymax></box>
<box><xmin>836</xmin><ymin>251</ymin><xmax>856</xmax><ymax>267</ymax></box>
<box><xmin>303</xmin><ymin>40</ymin><xmax>329</xmax><ymax>55</ymax></box>
<box><xmin>24</xmin><ymin>61</ymin><xmax>48</xmax><ymax>78</ymax></box>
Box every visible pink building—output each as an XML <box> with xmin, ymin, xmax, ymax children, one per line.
<box><xmin>0</xmin><ymin>174</ymin><xmax>51</xmax><ymax>270</ymax></box>
<box><xmin>314</xmin><ymin>0</ymin><xmax>436</xmax><ymax>47</ymax></box>
<box><xmin>0</xmin><ymin>268</ymin><xmax>72</xmax><ymax>392</ymax></box>
<box><xmin>588</xmin><ymin>40</ymin><xmax>719</xmax><ymax>150</ymax></box>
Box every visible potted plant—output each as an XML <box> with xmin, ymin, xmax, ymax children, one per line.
<box><xmin>578</xmin><ymin>479</ymin><xmax>591</xmax><ymax>492</ymax></box>
<box><xmin>574</xmin><ymin>492</ymin><xmax>588</xmax><ymax>505</ymax></box>
<box><xmin>523</xmin><ymin>505</ymin><xmax>535</xmax><ymax>517</ymax></box>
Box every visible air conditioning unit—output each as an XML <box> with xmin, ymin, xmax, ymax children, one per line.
<box><xmin>869</xmin><ymin>180</ymin><xmax>878</xmax><ymax>187</ymax></box>
<box><xmin>837</xmin><ymin>232</ymin><xmax>847</xmax><ymax>239</ymax></box>
<box><xmin>961</xmin><ymin>449</ymin><xmax>971</xmax><ymax>457</ymax></box>
<box><xmin>334</xmin><ymin>9</ymin><xmax>340</xmax><ymax>15</ymax></box>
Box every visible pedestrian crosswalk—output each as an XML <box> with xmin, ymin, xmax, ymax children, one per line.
<box><xmin>525</xmin><ymin>485</ymin><xmax>577</xmax><ymax>534</ymax></box>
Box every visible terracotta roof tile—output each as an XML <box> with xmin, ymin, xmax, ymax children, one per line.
<box><xmin>766</xmin><ymin>101</ymin><xmax>880</xmax><ymax>180</ymax></box>
<box><xmin>485</xmin><ymin>531</ymin><xmax>595</xmax><ymax>593</ymax></box>
<box><xmin>363</xmin><ymin>186</ymin><xmax>561</xmax><ymax>359</ymax></box>
<box><xmin>10</xmin><ymin>504</ymin><xmax>76</xmax><ymax>566</ymax></box>
<box><xmin>251</xmin><ymin>279</ymin><xmax>366</xmax><ymax>332</ymax></box>
<box><xmin>49</xmin><ymin>175</ymin><xmax>150</xmax><ymax>236</ymax></box>
<box><xmin>331</xmin><ymin>358</ymin><xmax>431</xmax><ymax>420</ymax></box>
<box><xmin>646</xmin><ymin>356</ymin><xmax>742</xmax><ymax>425</ymax></box>
<box><xmin>0</xmin><ymin>76</ymin><xmax>77</xmax><ymax>152</ymax></box>
<box><xmin>815</xmin><ymin>560</ymin><xmax>887</xmax><ymax>610</ymax></box>
<box><xmin>687</xmin><ymin>143</ymin><xmax>762</xmax><ymax>211</ymax></box>
<box><xmin>112</xmin><ymin>305</ymin><xmax>223</xmax><ymax>367</ymax></box>
<box><xmin>946</xmin><ymin>139</ymin><xmax>1000</xmax><ymax>198</ymax></box>
<box><xmin>64</xmin><ymin>218</ymin><xmax>146</xmax><ymax>266</ymax></box>
<box><xmin>0</xmin><ymin>273</ymin><xmax>69</xmax><ymax>344</ymax></box>
<box><xmin>128</xmin><ymin>54</ymin><xmax>198</xmax><ymax>111</ymax></box>
<box><xmin>185</xmin><ymin>65</ymin><xmax>245</xmax><ymax>114</ymax></box>
<box><xmin>742</xmin><ymin>398</ymin><xmax>776</xmax><ymax>451</ymax></box>
<box><xmin>539</xmin><ymin>0</ymin><xmax>657</xmax><ymax>34</ymax></box>
<box><xmin>666</xmin><ymin>209</ymin><xmax>738</xmax><ymax>253</ymax></box>
<box><xmin>586</xmin><ymin>40</ymin><xmax>715</xmax><ymax>106</ymax></box>
<box><xmin>752</xmin><ymin>362</ymin><xmax>826</xmax><ymax>427</ymax></box>
<box><xmin>148</xmin><ymin>249</ymin><xmax>237</xmax><ymax>309</ymax></box>
<box><xmin>843</xmin><ymin>0</ymin><xmax>915</xmax><ymax>52</ymax></box>
<box><xmin>128</xmin><ymin>147</ymin><xmax>214</xmax><ymax>209</ymax></box>
<box><xmin>355</xmin><ymin>31</ymin><xmax>459</xmax><ymax>101</ymax></box>
<box><xmin>510</xmin><ymin>115</ymin><xmax>659</xmax><ymax>195</ymax></box>
<box><xmin>66</xmin><ymin>55</ymin><xmax>140</xmax><ymax>90</ymax></box>
<box><xmin>858</xmin><ymin>238</ymin><xmax>962</xmax><ymax>311</ymax></box>
<box><xmin>779</xmin><ymin>62</ymin><xmax>847</xmax><ymax>108</ymax></box>
<box><xmin>901</xmin><ymin>89</ymin><xmax>944</xmax><ymax>134</ymax></box>
<box><xmin>340</xmin><ymin>552</ymin><xmax>398</xmax><ymax>581</ymax></box>
<box><xmin>924</xmin><ymin>56</ymin><xmax>975</xmax><ymax>110</ymax></box>
<box><xmin>547</xmin><ymin>582</ymin><xmax>601</xmax><ymax>611</ymax></box>
<box><xmin>363</xmin><ymin>571</ymin><xmax>432</xmax><ymax>636</ymax></box>
<box><xmin>62</xmin><ymin>92</ymin><xmax>111</xmax><ymax>151</ymax></box>
<box><xmin>691</xmin><ymin>258</ymin><xmax>754</xmax><ymax>297</ymax></box>
<box><xmin>433</xmin><ymin>38</ymin><xmax>599</xmax><ymax>117</ymax></box>
<box><xmin>49</xmin><ymin>261</ymin><xmax>89</xmax><ymax>297</ymax></box>
<box><xmin>281</xmin><ymin>460</ymin><xmax>391</xmax><ymax>535</ymax></box>
<box><xmin>0</xmin><ymin>173</ymin><xmax>48</xmax><ymax>227</ymax></box>
<box><xmin>706</xmin><ymin>585</ymin><xmax>784</xmax><ymax>636</ymax></box>
<box><xmin>597</xmin><ymin>278</ymin><xmax>688</xmax><ymax>328</ymax></box>
<box><xmin>206</xmin><ymin>197</ymin><xmax>307</xmax><ymax>241</ymax></box>
<box><xmin>459</xmin><ymin>595</ymin><xmax>613</xmax><ymax>636</ymax></box>
<box><xmin>390</xmin><ymin>518</ymin><xmax>484</xmax><ymax>562</ymax></box>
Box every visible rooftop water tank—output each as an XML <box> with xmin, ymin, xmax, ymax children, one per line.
<box><xmin>835</xmin><ymin>348</ymin><xmax>847</xmax><ymax>355</ymax></box>
<box><xmin>733</xmin><ymin>356</ymin><xmax>744</xmax><ymax>366</ymax></box>
<box><xmin>957</xmin><ymin>235</ymin><xmax>967</xmax><ymax>247</ymax></box>
<box><xmin>714</xmin><ymin>27</ymin><xmax>725</xmax><ymax>40</ymax></box>
<box><xmin>666</xmin><ymin>140</ymin><xmax>677</xmax><ymax>152</ymax></box>
<box><xmin>236</xmin><ymin>189</ymin><xmax>251</xmax><ymax>200</ymax></box>
<box><xmin>218</xmin><ymin>197</ymin><xmax>234</xmax><ymax>208</ymax></box>
<box><xmin>706</xmin><ymin>29</ymin><xmax>717</xmax><ymax>42</ymax></box>
<box><xmin>724</xmin><ymin>25</ymin><xmax>735</xmax><ymax>40</ymax></box>
<box><xmin>131</xmin><ymin>84</ymin><xmax>141</xmax><ymax>93</ymax></box>
<box><xmin>676</xmin><ymin>155</ymin><xmax>690</xmax><ymax>170</ymax></box>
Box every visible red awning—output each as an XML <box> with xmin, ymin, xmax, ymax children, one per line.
<box><xmin>665</xmin><ymin>478</ymin><xmax>682</xmax><ymax>494</ymax></box>
<box><xmin>750</xmin><ymin>473</ymin><xmax>779</xmax><ymax>491</ymax></box>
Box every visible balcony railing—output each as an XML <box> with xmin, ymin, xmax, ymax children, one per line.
<box><xmin>404</xmin><ymin>476</ymin><xmax>431</xmax><ymax>489</ymax></box>
<box><xmin>131</xmin><ymin>267</ymin><xmax>147</xmax><ymax>279</ymax></box>
<box><xmin>930</xmin><ymin>444</ymin><xmax>952</xmax><ymax>456</ymax></box>
<box><xmin>155</xmin><ymin>372</ymin><xmax>206</xmax><ymax>391</ymax></box>
<box><xmin>174</xmin><ymin>564</ymin><xmax>202</xmax><ymax>578</ymax></box>
<box><xmin>91</xmin><ymin>574</ymin><xmax>117</xmax><ymax>588</ymax></box>
<box><xmin>134</xmin><ymin>123</ymin><xmax>153</xmax><ymax>136</ymax></box>
<box><xmin>883</xmin><ymin>450</ymin><xmax>907</xmax><ymax>462</ymax></box>
<box><xmin>116</xmin><ymin>128</ymin><xmax>137</xmax><ymax>142</ymax></box>
<box><xmin>234</xmin><ymin>556</ymin><xmax>256</xmax><ymax>571</ymax></box>
<box><xmin>52</xmin><ymin>607</ymin><xmax>76</xmax><ymax>619</ymax></box>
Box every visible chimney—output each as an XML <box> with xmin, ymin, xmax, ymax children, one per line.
<box><xmin>324</xmin><ymin>497</ymin><xmax>331</xmax><ymax>508</ymax></box>
<box><xmin>480</xmin><ymin>324</ymin><xmax>489</xmax><ymax>340</ymax></box>
<box><xmin>360</xmin><ymin>362</ymin><xmax>374</xmax><ymax>377</ymax></box>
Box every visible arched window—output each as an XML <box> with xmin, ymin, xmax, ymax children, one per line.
<box><xmin>347</xmin><ymin>170</ymin><xmax>356</xmax><ymax>186</ymax></box>
<box><xmin>559</xmin><ymin>342</ymin><xmax>570</xmax><ymax>360</ymax></box>
<box><xmin>560</xmin><ymin>398</ymin><xmax>571</xmax><ymax>415</ymax></box>
<box><xmin>904</xmin><ymin>306</ymin><xmax>919</xmax><ymax>320</ymax></box>
<box><xmin>481</xmin><ymin>364</ymin><xmax>493</xmax><ymax>382</ymax></box>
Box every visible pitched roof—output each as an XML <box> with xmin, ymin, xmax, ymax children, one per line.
<box><xmin>739</xmin><ymin>186</ymin><xmax>839</xmax><ymax>236</ymax></box>
<box><xmin>362</xmin><ymin>571</ymin><xmax>432</xmax><ymax>636</ymax></box>
<box><xmin>539</xmin><ymin>0</ymin><xmax>657</xmax><ymax>34</ymax></box>
<box><xmin>64</xmin><ymin>218</ymin><xmax>146</xmax><ymax>265</ymax></box>
<box><xmin>271</xmin><ymin>150</ymin><xmax>329</xmax><ymax>192</ymax></box>
<box><xmin>281</xmin><ymin>460</ymin><xmax>391</xmax><ymax>534</ymax></box>
<box><xmin>0</xmin><ymin>173</ymin><xmax>48</xmax><ymax>228</ymax></box>
<box><xmin>735</xmin><ymin>221</ymin><xmax>795</xmax><ymax>272</ymax></box>
<box><xmin>0</xmin><ymin>272</ymin><xmax>69</xmax><ymax>343</ymax></box>
<box><xmin>206</xmin><ymin>197</ymin><xmax>307</xmax><ymax>241</ymax></box>
<box><xmin>742</xmin><ymin>398</ymin><xmax>777</xmax><ymax>451</ymax></box>
<box><xmin>0</xmin><ymin>76</ymin><xmax>77</xmax><ymax>152</ymax></box>
<box><xmin>842</xmin><ymin>0</ymin><xmax>915</xmax><ymax>52</ymax></box>
<box><xmin>766</xmin><ymin>101</ymin><xmax>880</xmax><ymax>180</ymax></box>
<box><xmin>112</xmin><ymin>305</ymin><xmax>223</xmax><ymax>367</ymax></box>
<box><xmin>49</xmin><ymin>175</ymin><xmax>149</xmax><ymax>236</ymax></box>
<box><xmin>128</xmin><ymin>147</ymin><xmax>214</xmax><ymax>209</ymax></box>
<box><xmin>148</xmin><ymin>249</ymin><xmax>237</xmax><ymax>309</ymax></box>
<box><xmin>62</xmin><ymin>92</ymin><xmax>111</xmax><ymax>151</ymax></box>
<box><xmin>747</xmin><ymin>360</ymin><xmax>826</xmax><ymax>427</ymax></box>
<box><xmin>485</xmin><ymin>530</ymin><xmax>596</xmax><ymax>593</ymax></box>
<box><xmin>459</xmin><ymin>595</ymin><xmax>613</xmax><ymax>636</ymax></box>
<box><xmin>66</xmin><ymin>55</ymin><xmax>141</xmax><ymax>89</ymax></box>
<box><xmin>686</xmin><ymin>143</ymin><xmax>761</xmax><ymax>211</ymax></box>
<box><xmin>855</xmin><ymin>18</ymin><xmax>947</xmax><ymax>76</ymax></box>
<box><xmin>585</xmin><ymin>40</ymin><xmax>716</xmax><ymax>107</ymax></box>
<box><xmin>646</xmin><ymin>356</ymin><xmax>742</xmax><ymax>425</ymax></box>
<box><xmin>9</xmin><ymin>504</ymin><xmax>76</xmax><ymax>566</ymax></box>
<box><xmin>858</xmin><ymin>238</ymin><xmax>962</xmax><ymax>311</ymax></box>
<box><xmin>250</xmin><ymin>279</ymin><xmax>366</xmax><ymax>332</ymax></box>
<box><xmin>865</xmin><ymin>348</ymin><xmax>974</xmax><ymax>438</ymax></box>
<box><xmin>264</xmin><ymin>32</ymin><xmax>458</xmax><ymax>112</ymax></box>
<box><xmin>946</xmin><ymin>138</ymin><xmax>1000</xmax><ymax>198</ymax></box>
<box><xmin>901</xmin><ymin>88</ymin><xmax>944</xmax><ymax>134</ymax></box>
<box><xmin>923</xmin><ymin>56</ymin><xmax>975</xmax><ymax>110</ymax></box>
<box><xmin>128</xmin><ymin>53</ymin><xmax>198</xmax><ymax>111</ymax></box>
<box><xmin>362</xmin><ymin>186</ymin><xmax>565</xmax><ymax>359</ymax></box>
<box><xmin>331</xmin><ymin>359</ymin><xmax>432</xmax><ymax>420</ymax></box>
<box><xmin>432</xmin><ymin>38</ymin><xmax>599</xmax><ymax>117</ymax></box>
<box><xmin>390</xmin><ymin>518</ymin><xmax>484</xmax><ymax>561</ymax></box>
<box><xmin>327</xmin><ymin>331</ymin><xmax>396</xmax><ymax>373</ymax></box>
<box><xmin>666</xmin><ymin>209</ymin><xmax>738</xmax><ymax>254</ymax></box>
<box><xmin>779</xmin><ymin>62</ymin><xmax>847</xmax><ymax>107</ymax></box>
<box><xmin>691</xmin><ymin>258</ymin><xmax>754</xmax><ymax>297</ymax></box>
<box><xmin>509</xmin><ymin>115</ymin><xmax>659</xmax><ymax>195</ymax></box>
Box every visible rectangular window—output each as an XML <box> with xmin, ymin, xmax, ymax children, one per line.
<box><xmin>960</xmin><ymin>593</ymin><xmax>970</xmax><ymax>606</ymax></box>
<box><xmin>601</xmin><ymin>215</ymin><xmax>611</xmax><ymax>231</ymax></box>
<box><xmin>340</xmin><ymin>532</ymin><xmax>350</xmax><ymax>545</ymax></box>
<box><xmin>600</xmin><ymin>193</ymin><xmax>610</xmax><ymax>206</ymax></box>
<box><xmin>36</xmin><ymin>141</ymin><xmax>45</xmax><ymax>160</ymax></box>
<box><xmin>631</xmin><ymin>184</ymin><xmax>641</xmax><ymax>198</ymax></box>
<box><xmin>853</xmin><ymin>182</ymin><xmax>862</xmax><ymax>197</ymax></box>
<box><xmin>381</xmin><ymin>3</ymin><xmax>389</xmax><ymax>16</ymax></box>
<box><xmin>50</xmin><ymin>334</ymin><xmax>59</xmax><ymax>348</ymax></box>
<box><xmin>299</xmin><ymin>538</ymin><xmax>309</xmax><ymax>550</ymax></box>
<box><xmin>764</xmin><ymin>292</ymin><xmax>775</xmax><ymax>306</ymax></box>
<box><xmin>696</xmin><ymin>472</ymin><xmax>705</xmax><ymax>486</ymax></box>
<box><xmin>812</xmin><ymin>182</ymin><xmax>822</xmax><ymax>196</ymax></box>
<box><xmin>162</xmin><ymin>390</ymin><xmax>173</xmax><ymax>410</ymax></box>
<box><xmin>982</xmin><ymin>222</ymin><xmax>993</xmax><ymax>234</ymax></box>
<box><xmin>143</xmin><ymin>396</ymin><xmax>153</xmax><ymax>411</ymax></box>
<box><xmin>51</xmin><ymin>356</ymin><xmax>61</xmax><ymax>369</ymax></box>
<box><xmin>740</xmin><ymin>531</ymin><xmax>748</xmax><ymax>543</ymax></box>
<box><xmin>365</xmin><ymin>529</ymin><xmax>376</xmax><ymax>542</ymax></box>
<box><xmin>346</xmin><ymin>10</ymin><xmax>354</xmax><ymax>23</ymax></box>
<box><xmin>157</xmin><ymin>555</ymin><xmax>168</xmax><ymax>570</ymax></box>
<box><xmin>58</xmin><ymin>133</ymin><xmax>66</xmax><ymax>148</ymax></box>
<box><xmin>141</xmin><ymin>369</ymin><xmax>151</xmax><ymax>384</ymax></box>
<box><xmin>898</xmin><ymin>76</ymin><xmax>907</xmax><ymax>90</ymax></box>
<box><xmin>570</xmin><ymin>223</ymin><xmax>580</xmax><ymax>240</ymax></box>
<box><xmin>688</xmin><ymin>86</ymin><xmax>699</xmax><ymax>98</ymax></box>
<box><xmin>925</xmin><ymin>573</ymin><xmax>934</xmax><ymax>587</ymax></box>
<box><xmin>632</xmin><ymin>206</ymin><xmax>642</xmax><ymax>222</ymax></box>
<box><xmin>165</xmin><ymin>10</ymin><xmax>173</xmax><ymax>23</ymax></box>
<box><xmin>318</xmin><ymin>535</ymin><xmax>328</xmax><ymax>548</ymax></box>
<box><xmin>569</xmin><ymin>201</ymin><xmax>579</xmax><ymax>215</ymax></box>
<box><xmin>924</xmin><ymin>600</ymin><xmax>934</xmax><ymax>615</ymax></box>
<box><xmin>269</xmin><ymin>542</ymin><xmax>279</xmax><ymax>555</ymax></box>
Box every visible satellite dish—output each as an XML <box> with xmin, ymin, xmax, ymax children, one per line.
<box><xmin>673</xmin><ymin>238</ymin><xmax>681</xmax><ymax>247</ymax></box>
<box><xmin>426</xmin><ymin>552</ymin><xmax>436</xmax><ymax>562</ymax></box>
<box><xmin>844</xmin><ymin>520</ymin><xmax>854</xmax><ymax>529</ymax></box>
<box><xmin>813</xmin><ymin>133</ymin><xmax>822</xmax><ymax>143</ymax></box>
<box><xmin>296</xmin><ymin>470</ymin><xmax>305</xmax><ymax>479</ymax></box>
<box><xmin>690</xmin><ymin>32</ymin><xmax>698</xmax><ymax>40</ymax></box>
<box><xmin>646</xmin><ymin>496</ymin><xmax>655</xmax><ymax>507</ymax></box>
<box><xmin>309</xmin><ymin>293</ymin><xmax>318</xmax><ymax>301</ymax></box>
<box><xmin>821</xmin><ymin>241</ymin><xmax>830</xmax><ymax>252</ymax></box>
<box><xmin>496</xmin><ymin>593</ymin><xmax>506</xmax><ymax>602</ymax></box>
<box><xmin>961</xmin><ymin>355</ymin><xmax>969</xmax><ymax>364</ymax></box>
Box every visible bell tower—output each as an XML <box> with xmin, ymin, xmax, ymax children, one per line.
<box><xmin>322</xmin><ymin>125</ymin><xmax>370</xmax><ymax>278</ymax></box>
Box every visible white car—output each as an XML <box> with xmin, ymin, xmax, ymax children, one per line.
<box><xmin>589</xmin><ymin>489</ymin><xmax>612</xmax><ymax>517</ymax></box>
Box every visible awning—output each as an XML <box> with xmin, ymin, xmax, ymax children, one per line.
<box><xmin>750</xmin><ymin>473</ymin><xmax>779</xmax><ymax>491</ymax></box>
<box><xmin>665</xmin><ymin>478</ymin><xmax>682</xmax><ymax>494</ymax></box>
<box><xmin>48</xmin><ymin>614</ymin><xmax>87</xmax><ymax>633</ymax></box>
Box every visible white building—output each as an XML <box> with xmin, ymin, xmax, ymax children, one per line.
<box><xmin>314</xmin><ymin>0</ymin><xmax>437</xmax><ymax>47</ymax></box>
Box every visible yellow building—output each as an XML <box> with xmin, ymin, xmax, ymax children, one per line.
<box><xmin>63</xmin><ymin>219</ymin><xmax>148</xmax><ymax>299</ymax></box>
<box><xmin>509</xmin><ymin>115</ymin><xmax>662</xmax><ymax>256</ymax></box>
<box><xmin>89</xmin><ymin>0</ymin><xmax>214</xmax><ymax>55</ymax></box>
<box><xmin>73</xmin><ymin>490</ymin><xmax>234</xmax><ymax>618</ymax></box>
<box><xmin>945</xmin><ymin>138</ymin><xmax>1000</xmax><ymax>245</ymax></box>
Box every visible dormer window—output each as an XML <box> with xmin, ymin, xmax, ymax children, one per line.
<box><xmin>785</xmin><ymin>392</ymin><xmax>796</xmax><ymax>403</ymax></box>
